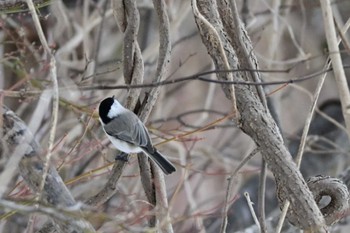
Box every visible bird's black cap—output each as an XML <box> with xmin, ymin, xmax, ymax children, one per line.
<box><xmin>99</xmin><ymin>97</ymin><xmax>114</xmax><ymax>124</ymax></box>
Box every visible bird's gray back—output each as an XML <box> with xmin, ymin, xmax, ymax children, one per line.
<box><xmin>104</xmin><ymin>112</ymin><xmax>153</xmax><ymax>149</ymax></box>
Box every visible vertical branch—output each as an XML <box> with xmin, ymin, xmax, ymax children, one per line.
<box><xmin>87</xmin><ymin>0</ymin><xmax>145</xmax><ymax>207</ymax></box>
<box><xmin>258</xmin><ymin>160</ymin><xmax>267</xmax><ymax>233</ymax></box>
<box><xmin>138</xmin><ymin>0</ymin><xmax>172</xmax><ymax>122</ymax></box>
<box><xmin>217</xmin><ymin>0</ymin><xmax>267</xmax><ymax>109</ymax></box>
<box><xmin>320</xmin><ymin>0</ymin><xmax>350</xmax><ymax>139</ymax></box>
<box><xmin>119</xmin><ymin>0</ymin><xmax>144</xmax><ymax>109</ymax></box>
<box><xmin>118</xmin><ymin>0</ymin><xmax>157</xmax><ymax>227</ymax></box>
<box><xmin>191</xmin><ymin>0</ymin><xmax>239</xmax><ymax>118</ymax></box>
<box><xmin>138</xmin><ymin>1</ymin><xmax>174</xmax><ymax>231</ymax></box>
<box><xmin>88</xmin><ymin>3</ymin><xmax>175</xmax><ymax>232</ymax></box>
<box><xmin>25</xmin><ymin>0</ymin><xmax>59</xmax><ymax>201</ymax></box>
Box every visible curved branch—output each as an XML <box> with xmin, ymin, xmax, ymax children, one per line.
<box><xmin>307</xmin><ymin>176</ymin><xmax>349</xmax><ymax>226</ymax></box>
<box><xmin>192</xmin><ymin>0</ymin><xmax>326</xmax><ymax>231</ymax></box>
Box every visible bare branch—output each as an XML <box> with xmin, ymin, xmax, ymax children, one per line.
<box><xmin>192</xmin><ymin>0</ymin><xmax>327</xmax><ymax>231</ymax></box>
<box><xmin>2</xmin><ymin>106</ymin><xmax>95</xmax><ymax>232</ymax></box>
<box><xmin>320</xmin><ymin>0</ymin><xmax>350</xmax><ymax>139</ymax></box>
<box><xmin>80</xmin><ymin>65</ymin><xmax>350</xmax><ymax>90</ymax></box>
<box><xmin>25</xmin><ymin>0</ymin><xmax>59</xmax><ymax>204</ymax></box>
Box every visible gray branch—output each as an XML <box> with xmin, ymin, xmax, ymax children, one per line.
<box><xmin>192</xmin><ymin>0</ymin><xmax>328</xmax><ymax>231</ymax></box>
<box><xmin>1</xmin><ymin>106</ymin><xmax>95</xmax><ymax>233</ymax></box>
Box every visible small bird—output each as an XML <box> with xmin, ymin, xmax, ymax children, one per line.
<box><xmin>98</xmin><ymin>96</ymin><xmax>176</xmax><ymax>175</ymax></box>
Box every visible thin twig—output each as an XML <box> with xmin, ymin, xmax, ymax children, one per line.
<box><xmin>320</xmin><ymin>0</ymin><xmax>350</xmax><ymax>139</ymax></box>
<box><xmin>25</xmin><ymin>0</ymin><xmax>59</xmax><ymax>202</ymax></box>
<box><xmin>220</xmin><ymin>148</ymin><xmax>260</xmax><ymax>233</ymax></box>
<box><xmin>92</xmin><ymin>0</ymin><xmax>109</xmax><ymax>80</ymax></box>
<box><xmin>244</xmin><ymin>192</ymin><xmax>261</xmax><ymax>231</ymax></box>
<box><xmin>258</xmin><ymin>159</ymin><xmax>268</xmax><ymax>233</ymax></box>
<box><xmin>81</xmin><ymin>65</ymin><xmax>350</xmax><ymax>90</ymax></box>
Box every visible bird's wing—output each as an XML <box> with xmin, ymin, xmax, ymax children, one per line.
<box><xmin>104</xmin><ymin>113</ymin><xmax>152</xmax><ymax>148</ymax></box>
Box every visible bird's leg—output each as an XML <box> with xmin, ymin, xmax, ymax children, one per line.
<box><xmin>115</xmin><ymin>152</ymin><xmax>129</xmax><ymax>162</ymax></box>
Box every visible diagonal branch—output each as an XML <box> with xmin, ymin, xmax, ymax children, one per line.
<box><xmin>2</xmin><ymin>106</ymin><xmax>95</xmax><ymax>233</ymax></box>
<box><xmin>191</xmin><ymin>0</ymin><xmax>326</xmax><ymax>231</ymax></box>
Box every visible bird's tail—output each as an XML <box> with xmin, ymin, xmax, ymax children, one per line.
<box><xmin>143</xmin><ymin>149</ymin><xmax>176</xmax><ymax>175</ymax></box>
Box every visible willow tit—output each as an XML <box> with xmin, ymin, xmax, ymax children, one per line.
<box><xmin>98</xmin><ymin>96</ymin><xmax>176</xmax><ymax>175</ymax></box>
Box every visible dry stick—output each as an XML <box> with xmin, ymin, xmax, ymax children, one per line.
<box><xmin>2</xmin><ymin>106</ymin><xmax>95</xmax><ymax>233</ymax></box>
<box><xmin>276</xmin><ymin>6</ymin><xmax>350</xmax><ymax>231</ymax></box>
<box><xmin>117</xmin><ymin>2</ymin><xmax>154</xmax><ymax>219</ymax></box>
<box><xmin>220</xmin><ymin>148</ymin><xmax>260</xmax><ymax>233</ymax></box>
<box><xmin>223</xmin><ymin>0</ymin><xmax>267</xmax><ymax>109</ymax></box>
<box><xmin>86</xmin><ymin>0</ymin><xmax>145</xmax><ymax>208</ymax></box>
<box><xmin>266</xmin><ymin>0</ymin><xmax>281</xmax><ymax>62</ymax></box>
<box><xmin>180</xmin><ymin>156</ymin><xmax>206</xmax><ymax>231</ymax></box>
<box><xmin>81</xmin><ymin>65</ymin><xmax>350</xmax><ymax>91</ymax></box>
<box><xmin>0</xmin><ymin>199</ymin><xmax>85</xmax><ymax>225</ymax></box>
<box><xmin>122</xmin><ymin>0</ymin><xmax>143</xmax><ymax>110</ymax></box>
<box><xmin>333</xmin><ymin>7</ymin><xmax>350</xmax><ymax>52</ymax></box>
<box><xmin>228</xmin><ymin>1</ymin><xmax>269</xmax><ymax>231</ymax></box>
<box><xmin>142</xmin><ymin>1</ymin><xmax>174</xmax><ymax>232</ymax></box>
<box><xmin>25</xmin><ymin>1</ymin><xmax>62</xmax><ymax>232</ymax></box>
<box><xmin>320</xmin><ymin>0</ymin><xmax>350</xmax><ymax>139</ymax></box>
<box><xmin>275</xmin><ymin>63</ymin><xmax>327</xmax><ymax>233</ymax></box>
<box><xmin>120</xmin><ymin>0</ymin><xmax>155</xmax><ymax>228</ymax></box>
<box><xmin>193</xmin><ymin>1</ymin><xmax>261</xmax><ymax>232</ymax></box>
<box><xmin>56</xmin><ymin>9</ymin><xmax>113</xmax><ymax>58</ymax></box>
<box><xmin>244</xmin><ymin>192</ymin><xmax>261</xmax><ymax>231</ymax></box>
<box><xmin>91</xmin><ymin>0</ymin><xmax>109</xmax><ymax>80</ymax></box>
<box><xmin>217</xmin><ymin>0</ymin><xmax>270</xmax><ymax>231</ymax></box>
<box><xmin>189</xmin><ymin>11</ymin><xmax>242</xmax><ymax>229</ymax></box>
<box><xmin>87</xmin><ymin>2</ymin><xmax>172</xmax><ymax>231</ymax></box>
<box><xmin>191</xmin><ymin>0</ymin><xmax>239</xmax><ymax>117</ymax></box>
<box><xmin>258</xmin><ymin>160</ymin><xmax>268</xmax><ymax>233</ymax></box>
<box><xmin>193</xmin><ymin>0</ymin><xmax>325</xmax><ymax>231</ymax></box>
<box><xmin>0</xmin><ymin>144</ymin><xmax>32</xmax><ymax>198</ymax></box>
<box><xmin>25</xmin><ymin>0</ymin><xmax>59</xmax><ymax>200</ymax></box>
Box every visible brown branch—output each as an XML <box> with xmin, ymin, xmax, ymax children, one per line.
<box><xmin>86</xmin><ymin>1</ymin><xmax>174</xmax><ymax>231</ymax></box>
<box><xmin>138</xmin><ymin>1</ymin><xmax>174</xmax><ymax>231</ymax></box>
<box><xmin>191</xmin><ymin>0</ymin><xmax>238</xmax><ymax>117</ymax></box>
<box><xmin>191</xmin><ymin>0</ymin><xmax>327</xmax><ymax>231</ymax></box>
<box><xmin>86</xmin><ymin>0</ymin><xmax>145</xmax><ymax>207</ymax></box>
<box><xmin>80</xmin><ymin>65</ymin><xmax>350</xmax><ymax>90</ymax></box>
<box><xmin>306</xmin><ymin>176</ymin><xmax>349</xmax><ymax>226</ymax></box>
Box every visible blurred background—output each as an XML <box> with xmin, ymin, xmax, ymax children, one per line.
<box><xmin>0</xmin><ymin>0</ymin><xmax>350</xmax><ymax>232</ymax></box>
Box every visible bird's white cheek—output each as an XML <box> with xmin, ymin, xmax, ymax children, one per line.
<box><xmin>107</xmin><ymin>102</ymin><xmax>127</xmax><ymax>119</ymax></box>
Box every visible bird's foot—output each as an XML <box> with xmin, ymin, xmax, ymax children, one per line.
<box><xmin>115</xmin><ymin>152</ymin><xmax>129</xmax><ymax>162</ymax></box>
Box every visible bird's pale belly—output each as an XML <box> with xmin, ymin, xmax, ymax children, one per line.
<box><xmin>106</xmin><ymin>134</ymin><xmax>143</xmax><ymax>153</ymax></box>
